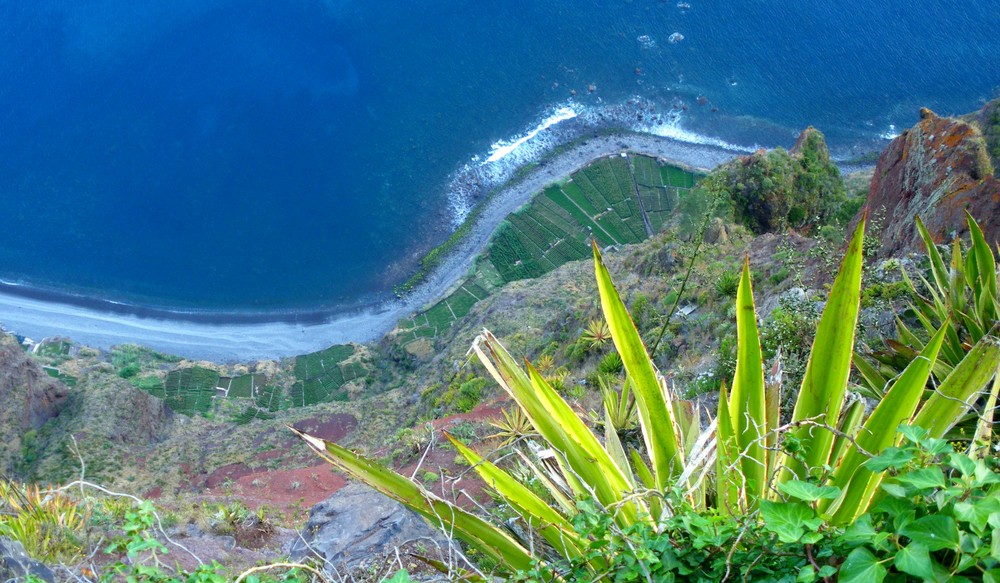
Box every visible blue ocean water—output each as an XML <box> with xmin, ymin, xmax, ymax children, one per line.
<box><xmin>1</xmin><ymin>1</ymin><xmax>997</xmax><ymax>312</ymax></box>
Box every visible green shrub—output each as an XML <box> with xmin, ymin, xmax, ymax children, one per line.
<box><xmin>435</xmin><ymin>374</ymin><xmax>488</xmax><ymax>413</ymax></box>
<box><xmin>597</xmin><ymin>351</ymin><xmax>624</xmax><ymax>375</ymax></box>
<box><xmin>706</xmin><ymin>128</ymin><xmax>846</xmax><ymax>234</ymax></box>
<box><xmin>296</xmin><ymin>220</ymin><xmax>1000</xmax><ymax>580</ymax></box>
<box><xmin>768</xmin><ymin>266</ymin><xmax>791</xmax><ymax>285</ymax></box>
<box><xmin>714</xmin><ymin>270</ymin><xmax>740</xmax><ymax>298</ymax></box>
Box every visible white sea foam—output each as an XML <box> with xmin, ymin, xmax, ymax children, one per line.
<box><xmin>446</xmin><ymin>103</ymin><xmax>583</xmax><ymax>226</ymax></box>
<box><xmin>482</xmin><ymin>106</ymin><xmax>580</xmax><ymax>164</ymax></box>
<box><xmin>879</xmin><ymin>124</ymin><xmax>899</xmax><ymax>140</ymax></box>
<box><xmin>445</xmin><ymin>97</ymin><xmax>760</xmax><ymax>229</ymax></box>
<box><xmin>641</xmin><ymin>113</ymin><xmax>758</xmax><ymax>153</ymax></box>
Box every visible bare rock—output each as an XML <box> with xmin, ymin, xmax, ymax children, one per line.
<box><xmin>856</xmin><ymin>103</ymin><xmax>1000</xmax><ymax>257</ymax></box>
<box><xmin>0</xmin><ymin>536</ymin><xmax>54</xmax><ymax>582</ymax></box>
<box><xmin>289</xmin><ymin>482</ymin><xmax>452</xmax><ymax>570</ymax></box>
<box><xmin>703</xmin><ymin>217</ymin><xmax>729</xmax><ymax>244</ymax></box>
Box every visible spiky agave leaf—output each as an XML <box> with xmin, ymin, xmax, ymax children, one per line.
<box><xmin>824</xmin><ymin>322</ymin><xmax>948</xmax><ymax>524</ymax></box>
<box><xmin>445</xmin><ymin>433</ymin><xmax>593</xmax><ymax>568</ymax></box>
<box><xmin>593</xmin><ymin>241</ymin><xmax>685</xmax><ymax>491</ymax></box>
<box><xmin>290</xmin><ymin>427</ymin><xmax>538</xmax><ymax>575</ymax></box>
<box><xmin>473</xmin><ymin>332</ymin><xmax>647</xmax><ymax>527</ymax></box>
<box><xmin>779</xmin><ymin>215</ymin><xmax>865</xmax><ymax>483</ymax></box>
<box><xmin>727</xmin><ymin>256</ymin><xmax>767</xmax><ymax>508</ymax></box>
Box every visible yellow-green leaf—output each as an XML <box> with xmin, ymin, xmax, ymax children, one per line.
<box><xmin>826</xmin><ymin>322</ymin><xmax>947</xmax><ymax>524</ymax></box>
<box><xmin>730</xmin><ymin>256</ymin><xmax>767</xmax><ymax>507</ymax></box>
<box><xmin>291</xmin><ymin>427</ymin><xmax>536</xmax><ymax>573</ymax></box>
<box><xmin>911</xmin><ymin>337</ymin><xmax>1000</xmax><ymax>439</ymax></box>
<box><xmin>593</xmin><ymin>241</ymin><xmax>684</xmax><ymax>489</ymax></box>
<box><xmin>780</xmin><ymin>217</ymin><xmax>865</xmax><ymax>483</ymax></box>
<box><xmin>446</xmin><ymin>432</ymin><xmax>590</xmax><ymax>564</ymax></box>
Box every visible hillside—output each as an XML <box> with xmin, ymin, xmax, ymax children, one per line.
<box><xmin>2</xmin><ymin>98</ymin><xmax>1000</xmax><ymax>580</ymax></box>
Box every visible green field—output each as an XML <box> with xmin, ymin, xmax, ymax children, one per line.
<box><xmin>399</xmin><ymin>154</ymin><xmax>701</xmax><ymax>343</ymax></box>
<box><xmin>290</xmin><ymin>344</ymin><xmax>369</xmax><ymax>407</ymax></box>
<box><xmin>217</xmin><ymin>373</ymin><xmax>267</xmax><ymax>399</ymax></box>
<box><xmin>152</xmin><ymin>366</ymin><xmax>221</xmax><ymax>416</ymax></box>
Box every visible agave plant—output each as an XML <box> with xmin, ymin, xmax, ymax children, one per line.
<box><xmin>294</xmin><ymin>217</ymin><xmax>1000</xmax><ymax>578</ymax></box>
<box><xmin>855</xmin><ymin>213</ymin><xmax>1000</xmax><ymax>444</ymax></box>
<box><xmin>580</xmin><ymin>318</ymin><xmax>612</xmax><ymax>350</ymax></box>
<box><xmin>487</xmin><ymin>405</ymin><xmax>534</xmax><ymax>448</ymax></box>
<box><xmin>587</xmin><ymin>374</ymin><xmax>638</xmax><ymax>435</ymax></box>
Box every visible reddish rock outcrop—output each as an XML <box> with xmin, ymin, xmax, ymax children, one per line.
<box><xmin>861</xmin><ymin>105</ymin><xmax>1000</xmax><ymax>256</ymax></box>
<box><xmin>0</xmin><ymin>336</ymin><xmax>68</xmax><ymax>432</ymax></box>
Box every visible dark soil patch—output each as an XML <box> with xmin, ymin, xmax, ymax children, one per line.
<box><xmin>204</xmin><ymin>463</ymin><xmax>254</xmax><ymax>488</ymax></box>
<box><xmin>291</xmin><ymin>413</ymin><xmax>358</xmax><ymax>442</ymax></box>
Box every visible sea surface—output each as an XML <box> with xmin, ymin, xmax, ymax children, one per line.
<box><xmin>1</xmin><ymin>0</ymin><xmax>998</xmax><ymax>314</ymax></box>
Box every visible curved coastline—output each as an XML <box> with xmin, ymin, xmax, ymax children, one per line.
<box><xmin>0</xmin><ymin>131</ymin><xmax>746</xmax><ymax>361</ymax></box>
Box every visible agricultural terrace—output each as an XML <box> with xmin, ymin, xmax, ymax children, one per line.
<box><xmin>396</xmin><ymin>154</ymin><xmax>702</xmax><ymax>345</ymax></box>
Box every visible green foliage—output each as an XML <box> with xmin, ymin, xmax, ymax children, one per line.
<box><xmin>101</xmin><ymin>500</ymin><xmax>305</xmax><ymax>582</ymax></box>
<box><xmin>296</xmin><ymin>217</ymin><xmax>1000</xmax><ymax>579</ymax></box>
<box><xmin>714</xmin><ymin>270</ymin><xmax>740</xmax><ymax>298</ymax></box>
<box><xmin>514</xmin><ymin>428</ymin><xmax>1000</xmax><ymax>582</ymax></box>
<box><xmin>842</xmin><ymin>426</ymin><xmax>1000</xmax><ymax>581</ymax></box>
<box><xmin>596</xmin><ymin>351</ymin><xmax>623</xmax><ymax>375</ymax></box>
<box><xmin>857</xmin><ymin>214</ymin><xmax>999</xmax><ymax>412</ymax></box>
<box><xmin>707</xmin><ymin>128</ymin><xmax>846</xmax><ymax>234</ymax></box>
<box><xmin>761</xmin><ymin>295</ymin><xmax>820</xmax><ymax>395</ymax></box>
<box><xmin>580</xmin><ymin>318</ymin><xmax>612</xmax><ymax>350</ymax></box>
<box><xmin>435</xmin><ymin>374</ymin><xmax>489</xmax><ymax>413</ymax></box>
<box><xmin>0</xmin><ymin>480</ymin><xmax>86</xmax><ymax>563</ymax></box>
<box><xmin>112</xmin><ymin>345</ymin><xmax>143</xmax><ymax>378</ymax></box>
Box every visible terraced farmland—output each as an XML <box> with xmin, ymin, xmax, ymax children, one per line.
<box><xmin>128</xmin><ymin>342</ymin><xmax>369</xmax><ymax>418</ymax></box>
<box><xmin>397</xmin><ymin>154</ymin><xmax>701</xmax><ymax>344</ymax></box>
<box><xmin>153</xmin><ymin>366</ymin><xmax>220</xmax><ymax>416</ymax></box>
<box><xmin>290</xmin><ymin>344</ymin><xmax>370</xmax><ymax>407</ymax></box>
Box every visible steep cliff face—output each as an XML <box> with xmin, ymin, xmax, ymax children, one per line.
<box><xmin>0</xmin><ymin>334</ymin><xmax>69</xmax><ymax>474</ymax></box>
<box><xmin>864</xmin><ymin>104</ymin><xmax>1000</xmax><ymax>256</ymax></box>
<box><xmin>0</xmin><ymin>335</ymin><xmax>68</xmax><ymax>430</ymax></box>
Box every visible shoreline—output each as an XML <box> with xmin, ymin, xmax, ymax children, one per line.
<box><xmin>0</xmin><ymin>131</ymin><xmax>747</xmax><ymax>361</ymax></box>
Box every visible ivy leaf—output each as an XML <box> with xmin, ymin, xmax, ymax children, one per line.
<box><xmin>760</xmin><ymin>500</ymin><xmax>823</xmax><ymax>543</ymax></box>
<box><xmin>840</xmin><ymin>513</ymin><xmax>876</xmax><ymax>545</ymax></box>
<box><xmin>839</xmin><ymin>547</ymin><xmax>886</xmax><ymax>583</ymax></box>
<box><xmin>893</xmin><ymin>543</ymin><xmax>935</xmax><ymax>581</ymax></box>
<box><xmin>900</xmin><ymin>515</ymin><xmax>961</xmax><ymax>551</ymax></box>
<box><xmin>817</xmin><ymin>565</ymin><xmax>837</xmax><ymax>578</ymax></box>
<box><xmin>955</xmin><ymin>498</ymin><xmax>1000</xmax><ymax>536</ymax></box>
<box><xmin>880</xmin><ymin>482</ymin><xmax>907</xmax><ymax>498</ymax></box>
<box><xmin>975</xmin><ymin>461</ymin><xmax>1000</xmax><ymax>487</ymax></box>
<box><xmin>864</xmin><ymin>447</ymin><xmax>914</xmax><ymax>472</ymax></box>
<box><xmin>875</xmin><ymin>496</ymin><xmax>917</xmax><ymax>532</ymax></box>
<box><xmin>779</xmin><ymin>480</ymin><xmax>841</xmax><ymax>502</ymax></box>
<box><xmin>895</xmin><ymin>467</ymin><xmax>946</xmax><ymax>491</ymax></box>
<box><xmin>948</xmin><ymin>452</ymin><xmax>976</xmax><ymax>477</ymax></box>
<box><xmin>897</xmin><ymin>425</ymin><xmax>929</xmax><ymax>444</ymax></box>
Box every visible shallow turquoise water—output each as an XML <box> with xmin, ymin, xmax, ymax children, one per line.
<box><xmin>0</xmin><ymin>0</ymin><xmax>997</xmax><ymax>312</ymax></box>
